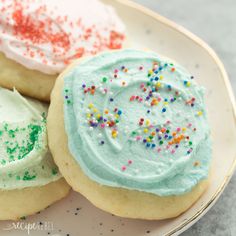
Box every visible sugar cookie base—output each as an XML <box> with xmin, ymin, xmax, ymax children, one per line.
<box><xmin>47</xmin><ymin>58</ymin><xmax>209</xmax><ymax>220</ymax></box>
<box><xmin>0</xmin><ymin>52</ymin><xmax>57</xmax><ymax>102</ymax></box>
<box><xmin>0</xmin><ymin>178</ymin><xmax>70</xmax><ymax>220</ymax></box>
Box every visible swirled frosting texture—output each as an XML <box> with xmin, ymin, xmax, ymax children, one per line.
<box><xmin>0</xmin><ymin>0</ymin><xmax>125</xmax><ymax>74</ymax></box>
<box><xmin>0</xmin><ymin>88</ymin><xmax>61</xmax><ymax>190</ymax></box>
<box><xmin>64</xmin><ymin>50</ymin><xmax>212</xmax><ymax>196</ymax></box>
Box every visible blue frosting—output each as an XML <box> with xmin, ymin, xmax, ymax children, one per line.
<box><xmin>63</xmin><ymin>50</ymin><xmax>212</xmax><ymax>196</ymax></box>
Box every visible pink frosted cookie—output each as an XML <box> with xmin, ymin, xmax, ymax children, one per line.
<box><xmin>0</xmin><ymin>0</ymin><xmax>126</xmax><ymax>101</ymax></box>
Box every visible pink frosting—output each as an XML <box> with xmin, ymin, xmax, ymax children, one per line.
<box><xmin>0</xmin><ymin>0</ymin><xmax>126</xmax><ymax>74</ymax></box>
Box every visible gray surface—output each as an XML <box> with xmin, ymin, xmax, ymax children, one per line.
<box><xmin>133</xmin><ymin>1</ymin><xmax>236</xmax><ymax>236</ymax></box>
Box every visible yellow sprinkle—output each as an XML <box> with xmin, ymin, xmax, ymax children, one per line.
<box><xmin>143</xmin><ymin>128</ymin><xmax>149</xmax><ymax>133</ymax></box>
<box><xmin>96</xmin><ymin>114</ymin><xmax>101</xmax><ymax>119</ymax></box>
<box><xmin>156</xmin><ymin>82</ymin><xmax>162</xmax><ymax>88</ymax></box>
<box><xmin>159</xmin><ymin>75</ymin><xmax>164</xmax><ymax>80</ymax></box>
<box><xmin>93</xmin><ymin>108</ymin><xmax>98</xmax><ymax>113</ymax></box>
<box><xmin>112</xmin><ymin>130</ymin><xmax>118</xmax><ymax>138</ymax></box>
<box><xmin>115</xmin><ymin>114</ymin><xmax>119</xmax><ymax>119</ymax></box>
<box><xmin>147</xmin><ymin>138</ymin><xmax>151</xmax><ymax>142</ymax></box>
<box><xmin>163</xmin><ymin>102</ymin><xmax>169</xmax><ymax>106</ymax></box>
<box><xmin>88</xmin><ymin>103</ymin><xmax>94</xmax><ymax>109</ymax></box>
<box><xmin>187</xmin><ymin>81</ymin><xmax>191</xmax><ymax>87</ymax></box>
<box><xmin>182</xmin><ymin>127</ymin><xmax>187</xmax><ymax>131</ymax></box>
<box><xmin>146</xmin><ymin>119</ymin><xmax>150</xmax><ymax>126</ymax></box>
<box><xmin>86</xmin><ymin>114</ymin><xmax>91</xmax><ymax>118</ymax></box>
<box><xmin>149</xmin><ymin>70</ymin><xmax>153</xmax><ymax>75</ymax></box>
<box><xmin>197</xmin><ymin>111</ymin><xmax>203</xmax><ymax>116</ymax></box>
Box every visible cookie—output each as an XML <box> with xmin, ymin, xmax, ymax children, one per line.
<box><xmin>47</xmin><ymin>50</ymin><xmax>212</xmax><ymax>220</ymax></box>
<box><xmin>0</xmin><ymin>88</ymin><xmax>70</xmax><ymax>220</ymax></box>
<box><xmin>0</xmin><ymin>0</ymin><xmax>126</xmax><ymax>101</ymax></box>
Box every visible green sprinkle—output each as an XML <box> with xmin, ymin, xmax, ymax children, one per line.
<box><xmin>4</xmin><ymin>123</ymin><xmax>8</xmax><ymax>131</ymax></box>
<box><xmin>42</xmin><ymin>112</ymin><xmax>47</xmax><ymax>123</ymax></box>
<box><xmin>23</xmin><ymin>171</ymin><xmax>36</xmax><ymax>181</ymax></box>
<box><xmin>0</xmin><ymin>122</ymin><xmax>43</xmax><ymax>165</ymax></box>
<box><xmin>7</xmin><ymin>145</ymin><xmax>18</xmax><ymax>154</ymax></box>
<box><xmin>1</xmin><ymin>160</ymin><xmax>6</xmax><ymax>165</ymax></box>
<box><xmin>29</xmin><ymin>125</ymin><xmax>41</xmax><ymax>143</ymax></box>
<box><xmin>102</xmin><ymin>77</ymin><xmax>108</xmax><ymax>83</ymax></box>
<box><xmin>8</xmin><ymin>129</ymin><xmax>16</xmax><ymax>138</ymax></box>
<box><xmin>52</xmin><ymin>168</ymin><xmax>58</xmax><ymax>176</ymax></box>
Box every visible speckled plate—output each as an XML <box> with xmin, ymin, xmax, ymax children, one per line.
<box><xmin>0</xmin><ymin>0</ymin><xmax>236</xmax><ymax>236</ymax></box>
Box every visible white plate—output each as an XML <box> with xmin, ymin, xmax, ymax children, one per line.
<box><xmin>0</xmin><ymin>0</ymin><xmax>236</xmax><ymax>235</ymax></box>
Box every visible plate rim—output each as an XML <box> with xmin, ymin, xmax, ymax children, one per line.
<box><xmin>115</xmin><ymin>0</ymin><xmax>236</xmax><ymax>235</ymax></box>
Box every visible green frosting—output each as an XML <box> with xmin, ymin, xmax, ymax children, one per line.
<box><xmin>64</xmin><ymin>49</ymin><xmax>212</xmax><ymax>196</ymax></box>
<box><xmin>0</xmin><ymin>88</ymin><xmax>61</xmax><ymax>190</ymax></box>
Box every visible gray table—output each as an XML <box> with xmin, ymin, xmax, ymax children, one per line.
<box><xmin>133</xmin><ymin>1</ymin><xmax>236</xmax><ymax>235</ymax></box>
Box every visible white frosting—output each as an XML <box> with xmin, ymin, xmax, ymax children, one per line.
<box><xmin>0</xmin><ymin>88</ymin><xmax>46</xmax><ymax>122</ymax></box>
<box><xmin>0</xmin><ymin>88</ymin><xmax>61</xmax><ymax>190</ymax></box>
<box><xmin>0</xmin><ymin>0</ymin><xmax>126</xmax><ymax>74</ymax></box>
